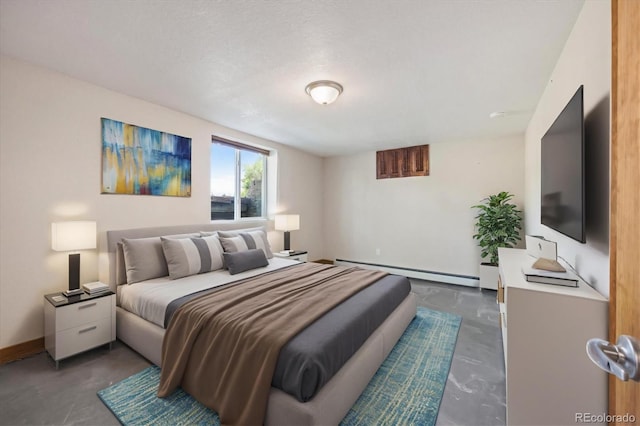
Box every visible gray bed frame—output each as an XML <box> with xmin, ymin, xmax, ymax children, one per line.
<box><xmin>102</xmin><ymin>222</ymin><xmax>417</xmax><ymax>425</ymax></box>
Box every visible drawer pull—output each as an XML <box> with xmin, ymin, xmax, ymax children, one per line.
<box><xmin>78</xmin><ymin>326</ymin><xmax>97</xmax><ymax>334</ymax></box>
<box><xmin>78</xmin><ymin>302</ymin><xmax>97</xmax><ymax>310</ymax></box>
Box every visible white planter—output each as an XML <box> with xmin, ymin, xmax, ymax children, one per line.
<box><xmin>479</xmin><ymin>263</ymin><xmax>499</xmax><ymax>290</ymax></box>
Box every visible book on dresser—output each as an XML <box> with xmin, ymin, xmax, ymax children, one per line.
<box><xmin>82</xmin><ymin>281</ymin><xmax>110</xmax><ymax>294</ymax></box>
<box><xmin>521</xmin><ymin>264</ymin><xmax>579</xmax><ymax>287</ymax></box>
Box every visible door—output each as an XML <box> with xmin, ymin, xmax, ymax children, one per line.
<box><xmin>610</xmin><ymin>0</ymin><xmax>640</xmax><ymax>418</ymax></box>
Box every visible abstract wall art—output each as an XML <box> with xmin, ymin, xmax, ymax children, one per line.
<box><xmin>101</xmin><ymin>118</ymin><xmax>191</xmax><ymax>197</ymax></box>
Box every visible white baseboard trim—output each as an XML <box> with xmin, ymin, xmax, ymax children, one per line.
<box><xmin>334</xmin><ymin>259</ymin><xmax>480</xmax><ymax>288</ymax></box>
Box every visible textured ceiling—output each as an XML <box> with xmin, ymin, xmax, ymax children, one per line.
<box><xmin>0</xmin><ymin>0</ymin><xmax>584</xmax><ymax>157</ymax></box>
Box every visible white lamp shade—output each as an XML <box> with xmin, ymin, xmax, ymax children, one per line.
<box><xmin>274</xmin><ymin>215</ymin><xmax>300</xmax><ymax>232</ymax></box>
<box><xmin>51</xmin><ymin>221</ymin><xmax>97</xmax><ymax>251</ymax></box>
<box><xmin>305</xmin><ymin>80</ymin><xmax>343</xmax><ymax>105</ymax></box>
<box><xmin>309</xmin><ymin>86</ymin><xmax>340</xmax><ymax>104</ymax></box>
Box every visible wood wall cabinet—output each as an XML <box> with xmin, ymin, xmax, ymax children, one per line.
<box><xmin>376</xmin><ymin>144</ymin><xmax>429</xmax><ymax>179</ymax></box>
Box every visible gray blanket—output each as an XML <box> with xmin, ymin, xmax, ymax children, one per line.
<box><xmin>164</xmin><ymin>270</ymin><xmax>411</xmax><ymax>402</ymax></box>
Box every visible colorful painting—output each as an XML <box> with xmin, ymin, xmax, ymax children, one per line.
<box><xmin>101</xmin><ymin>118</ymin><xmax>191</xmax><ymax>197</ymax></box>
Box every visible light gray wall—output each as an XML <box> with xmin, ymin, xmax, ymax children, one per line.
<box><xmin>323</xmin><ymin>136</ymin><xmax>525</xmax><ymax>278</ymax></box>
<box><xmin>0</xmin><ymin>56</ymin><xmax>324</xmax><ymax>348</ymax></box>
<box><xmin>524</xmin><ymin>0</ymin><xmax>610</xmax><ymax>297</ymax></box>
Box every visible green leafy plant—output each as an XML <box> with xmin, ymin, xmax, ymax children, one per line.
<box><xmin>472</xmin><ymin>191</ymin><xmax>523</xmax><ymax>265</ymax></box>
<box><xmin>241</xmin><ymin>158</ymin><xmax>263</xmax><ymax>198</ymax></box>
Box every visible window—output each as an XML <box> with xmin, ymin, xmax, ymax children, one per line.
<box><xmin>210</xmin><ymin>137</ymin><xmax>268</xmax><ymax>221</ymax></box>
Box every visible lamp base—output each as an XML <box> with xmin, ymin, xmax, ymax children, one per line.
<box><xmin>63</xmin><ymin>288</ymin><xmax>84</xmax><ymax>297</ymax></box>
<box><xmin>283</xmin><ymin>231</ymin><xmax>291</xmax><ymax>251</ymax></box>
<box><xmin>65</xmin><ymin>252</ymin><xmax>82</xmax><ymax>297</ymax></box>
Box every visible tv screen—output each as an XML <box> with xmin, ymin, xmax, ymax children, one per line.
<box><xmin>541</xmin><ymin>85</ymin><xmax>585</xmax><ymax>243</ymax></box>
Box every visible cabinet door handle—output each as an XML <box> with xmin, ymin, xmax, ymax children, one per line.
<box><xmin>78</xmin><ymin>326</ymin><xmax>97</xmax><ymax>334</ymax></box>
<box><xmin>78</xmin><ymin>302</ymin><xmax>97</xmax><ymax>310</ymax></box>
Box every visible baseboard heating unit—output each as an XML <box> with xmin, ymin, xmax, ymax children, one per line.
<box><xmin>334</xmin><ymin>259</ymin><xmax>479</xmax><ymax>288</ymax></box>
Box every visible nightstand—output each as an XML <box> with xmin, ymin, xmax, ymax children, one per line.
<box><xmin>44</xmin><ymin>291</ymin><xmax>116</xmax><ymax>368</ymax></box>
<box><xmin>273</xmin><ymin>250</ymin><xmax>308</xmax><ymax>262</ymax></box>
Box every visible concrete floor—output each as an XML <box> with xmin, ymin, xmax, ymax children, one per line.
<box><xmin>411</xmin><ymin>280</ymin><xmax>506</xmax><ymax>425</ymax></box>
<box><xmin>0</xmin><ymin>280</ymin><xmax>505</xmax><ymax>426</ymax></box>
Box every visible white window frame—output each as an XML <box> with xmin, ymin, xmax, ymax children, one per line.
<box><xmin>211</xmin><ymin>137</ymin><xmax>268</xmax><ymax>221</ymax></box>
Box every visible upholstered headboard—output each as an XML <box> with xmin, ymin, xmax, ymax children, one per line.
<box><xmin>100</xmin><ymin>220</ymin><xmax>271</xmax><ymax>292</ymax></box>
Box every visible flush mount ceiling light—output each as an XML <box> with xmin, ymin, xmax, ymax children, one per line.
<box><xmin>305</xmin><ymin>80</ymin><xmax>343</xmax><ymax>105</ymax></box>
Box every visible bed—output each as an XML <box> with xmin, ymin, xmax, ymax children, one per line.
<box><xmin>102</xmin><ymin>222</ymin><xmax>417</xmax><ymax>425</ymax></box>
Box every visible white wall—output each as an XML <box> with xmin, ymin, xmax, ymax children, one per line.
<box><xmin>323</xmin><ymin>136</ymin><xmax>525</xmax><ymax>279</ymax></box>
<box><xmin>524</xmin><ymin>1</ymin><xmax>610</xmax><ymax>297</ymax></box>
<box><xmin>0</xmin><ymin>56</ymin><xmax>324</xmax><ymax>348</ymax></box>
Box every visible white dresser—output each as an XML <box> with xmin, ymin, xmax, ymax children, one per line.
<box><xmin>498</xmin><ymin>248</ymin><xmax>608</xmax><ymax>425</ymax></box>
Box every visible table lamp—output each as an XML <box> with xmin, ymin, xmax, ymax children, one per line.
<box><xmin>51</xmin><ymin>221</ymin><xmax>97</xmax><ymax>296</ymax></box>
<box><xmin>274</xmin><ymin>214</ymin><xmax>300</xmax><ymax>254</ymax></box>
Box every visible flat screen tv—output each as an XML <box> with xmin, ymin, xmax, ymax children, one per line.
<box><xmin>541</xmin><ymin>85</ymin><xmax>585</xmax><ymax>243</ymax></box>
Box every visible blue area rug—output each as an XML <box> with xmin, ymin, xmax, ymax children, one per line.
<box><xmin>98</xmin><ymin>306</ymin><xmax>461</xmax><ymax>426</ymax></box>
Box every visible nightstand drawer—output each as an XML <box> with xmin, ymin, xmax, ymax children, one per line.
<box><xmin>56</xmin><ymin>297</ymin><xmax>111</xmax><ymax>331</ymax></box>
<box><xmin>55</xmin><ymin>317</ymin><xmax>112</xmax><ymax>360</ymax></box>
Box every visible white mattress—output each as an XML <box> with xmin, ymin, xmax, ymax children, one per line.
<box><xmin>117</xmin><ymin>257</ymin><xmax>299</xmax><ymax>328</ymax></box>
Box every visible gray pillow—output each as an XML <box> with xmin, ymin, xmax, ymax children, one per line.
<box><xmin>121</xmin><ymin>233</ymin><xmax>197</xmax><ymax>284</ymax></box>
<box><xmin>161</xmin><ymin>235</ymin><xmax>225</xmax><ymax>279</ymax></box>
<box><xmin>115</xmin><ymin>242</ymin><xmax>128</xmax><ymax>286</ymax></box>
<box><xmin>216</xmin><ymin>226</ymin><xmax>264</xmax><ymax>235</ymax></box>
<box><xmin>218</xmin><ymin>227</ymin><xmax>273</xmax><ymax>258</ymax></box>
<box><xmin>223</xmin><ymin>249</ymin><xmax>269</xmax><ymax>275</ymax></box>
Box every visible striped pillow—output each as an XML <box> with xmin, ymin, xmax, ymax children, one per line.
<box><xmin>161</xmin><ymin>235</ymin><xmax>225</xmax><ymax>280</ymax></box>
<box><xmin>122</xmin><ymin>233</ymin><xmax>198</xmax><ymax>284</ymax></box>
<box><xmin>218</xmin><ymin>229</ymin><xmax>273</xmax><ymax>258</ymax></box>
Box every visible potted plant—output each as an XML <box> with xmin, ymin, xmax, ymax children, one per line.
<box><xmin>472</xmin><ymin>191</ymin><xmax>523</xmax><ymax>289</ymax></box>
